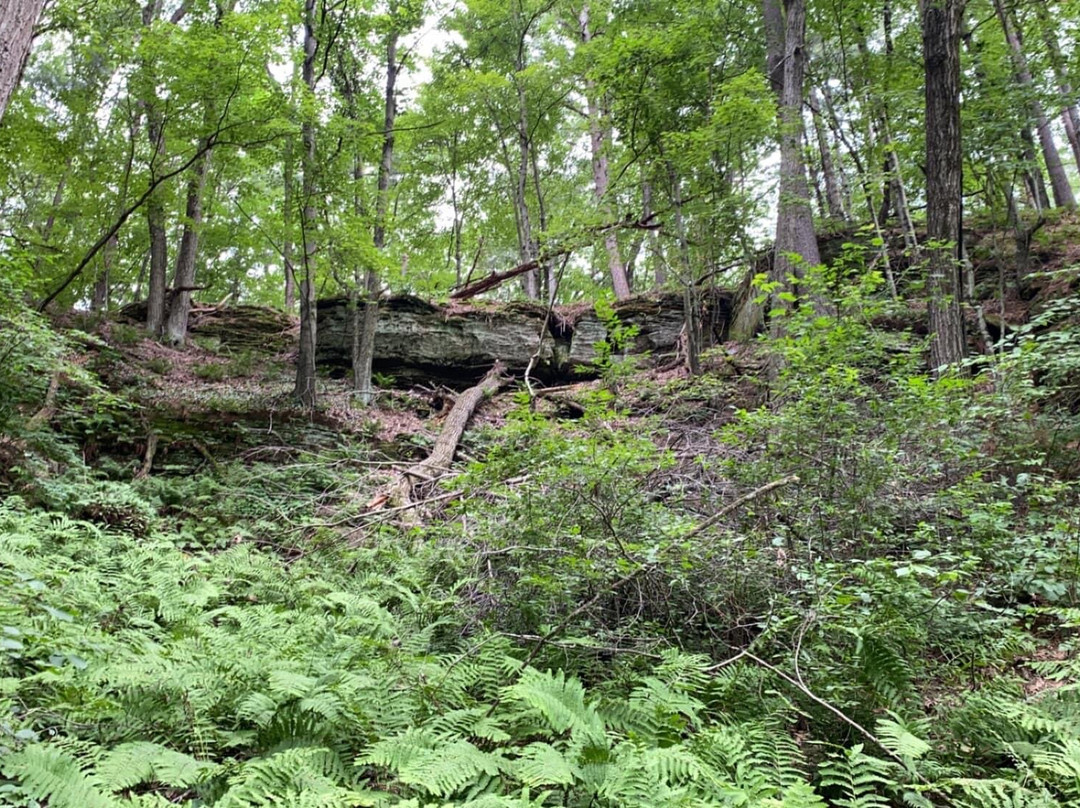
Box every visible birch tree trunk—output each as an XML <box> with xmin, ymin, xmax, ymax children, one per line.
<box><xmin>923</xmin><ymin>0</ymin><xmax>966</xmax><ymax>372</ymax></box>
<box><xmin>0</xmin><ymin>0</ymin><xmax>44</xmax><ymax>123</ymax></box>
<box><xmin>993</xmin><ymin>0</ymin><xmax>1075</xmax><ymax>209</ymax></box>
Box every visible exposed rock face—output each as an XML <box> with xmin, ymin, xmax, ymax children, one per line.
<box><xmin>316</xmin><ymin>292</ymin><xmax>733</xmax><ymax>384</ymax></box>
<box><xmin>116</xmin><ymin>302</ymin><xmax>296</xmax><ymax>352</ymax></box>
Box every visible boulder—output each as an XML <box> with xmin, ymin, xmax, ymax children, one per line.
<box><xmin>316</xmin><ymin>291</ymin><xmax>733</xmax><ymax>385</ymax></box>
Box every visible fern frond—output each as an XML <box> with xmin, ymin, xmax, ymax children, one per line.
<box><xmin>95</xmin><ymin>741</ymin><xmax>219</xmax><ymax>791</ymax></box>
<box><xmin>503</xmin><ymin>668</ymin><xmax>604</xmax><ymax>742</ymax></box>
<box><xmin>393</xmin><ymin>739</ymin><xmax>504</xmax><ymax>797</ymax></box>
<box><xmin>216</xmin><ymin>746</ymin><xmax>349</xmax><ymax>808</ymax></box>
<box><xmin>818</xmin><ymin>744</ymin><xmax>894</xmax><ymax>808</ymax></box>
<box><xmin>2</xmin><ymin>744</ymin><xmax>117</xmax><ymax>808</ymax></box>
<box><xmin>875</xmin><ymin>716</ymin><xmax>931</xmax><ymax>761</ymax></box>
<box><xmin>512</xmin><ymin>742</ymin><xmax>575</xmax><ymax>787</ymax></box>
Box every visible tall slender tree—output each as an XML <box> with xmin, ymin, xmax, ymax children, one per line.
<box><xmin>294</xmin><ymin>0</ymin><xmax>320</xmax><ymax>407</ymax></box>
<box><xmin>764</xmin><ymin>0</ymin><xmax>823</xmax><ymax>330</ymax></box>
<box><xmin>353</xmin><ymin>14</ymin><xmax>402</xmax><ymax>406</ymax></box>
<box><xmin>578</xmin><ymin>3</ymin><xmax>629</xmax><ymax>300</ymax></box>
<box><xmin>923</xmin><ymin>0</ymin><xmax>966</xmax><ymax>371</ymax></box>
<box><xmin>1032</xmin><ymin>0</ymin><xmax>1080</xmax><ymax>174</ymax></box>
<box><xmin>166</xmin><ymin>0</ymin><xmax>236</xmax><ymax>346</ymax></box>
<box><xmin>993</xmin><ymin>0</ymin><xmax>1075</xmax><ymax>210</ymax></box>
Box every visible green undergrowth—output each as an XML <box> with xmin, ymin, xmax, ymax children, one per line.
<box><xmin>2</xmin><ymin>273</ymin><xmax>1080</xmax><ymax>806</ymax></box>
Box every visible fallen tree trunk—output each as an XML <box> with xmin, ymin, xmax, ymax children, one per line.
<box><xmin>384</xmin><ymin>362</ymin><xmax>506</xmax><ymax>507</ymax></box>
<box><xmin>450</xmin><ymin>248</ymin><xmax>574</xmax><ymax>300</ymax></box>
<box><xmin>449</xmin><ymin>213</ymin><xmax>660</xmax><ymax>300</ymax></box>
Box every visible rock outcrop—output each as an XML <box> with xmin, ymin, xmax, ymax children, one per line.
<box><xmin>316</xmin><ymin>291</ymin><xmax>733</xmax><ymax>384</ymax></box>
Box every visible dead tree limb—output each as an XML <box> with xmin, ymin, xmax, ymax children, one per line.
<box><xmin>682</xmin><ymin>474</ymin><xmax>799</xmax><ymax>542</ymax></box>
<box><xmin>26</xmin><ymin>373</ymin><xmax>61</xmax><ymax>431</ymax></box>
<box><xmin>450</xmin><ymin>248</ymin><xmax>574</xmax><ymax>300</ymax></box>
<box><xmin>386</xmin><ymin>362</ymin><xmax>506</xmax><ymax>506</ymax></box>
<box><xmin>135</xmin><ymin>433</ymin><xmax>158</xmax><ymax>480</ymax></box>
<box><xmin>449</xmin><ymin>213</ymin><xmax>661</xmax><ymax>300</ymax></box>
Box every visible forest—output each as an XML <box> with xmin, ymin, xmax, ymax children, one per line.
<box><xmin>2</xmin><ymin>0</ymin><xmax>1080</xmax><ymax>804</ymax></box>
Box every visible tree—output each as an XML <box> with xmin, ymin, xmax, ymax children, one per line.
<box><xmin>1032</xmin><ymin>0</ymin><xmax>1080</xmax><ymax>175</ymax></box>
<box><xmin>764</xmin><ymin>0</ymin><xmax>823</xmax><ymax>332</ymax></box>
<box><xmin>992</xmin><ymin>0</ymin><xmax>1075</xmax><ymax>210</ymax></box>
<box><xmin>0</xmin><ymin>0</ymin><xmax>44</xmax><ymax>123</ymax></box>
<box><xmin>923</xmin><ymin>0</ymin><xmax>966</xmax><ymax>371</ymax></box>
<box><xmin>138</xmin><ymin>0</ymin><xmax>185</xmax><ymax>337</ymax></box>
<box><xmin>354</xmin><ymin>8</ymin><xmax>404</xmax><ymax>405</ymax></box>
<box><xmin>577</xmin><ymin>2</ymin><xmax>629</xmax><ymax>300</ymax></box>
<box><xmin>294</xmin><ymin>0</ymin><xmax>320</xmax><ymax>408</ymax></box>
<box><xmin>165</xmin><ymin>0</ymin><xmax>237</xmax><ymax>346</ymax></box>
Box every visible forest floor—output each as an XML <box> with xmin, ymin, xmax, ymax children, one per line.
<box><xmin>2</xmin><ymin>219</ymin><xmax>1080</xmax><ymax>806</ymax></box>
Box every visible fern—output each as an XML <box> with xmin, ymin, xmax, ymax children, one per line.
<box><xmin>512</xmin><ymin>742</ymin><xmax>575</xmax><ymax>787</ymax></box>
<box><xmin>362</xmin><ymin>736</ymin><xmax>503</xmax><ymax>797</ymax></box>
<box><xmin>763</xmin><ymin>781</ymin><xmax>828</xmax><ymax>808</ymax></box>
<box><xmin>1032</xmin><ymin>738</ymin><xmax>1080</xmax><ymax>802</ymax></box>
<box><xmin>216</xmin><ymin>746</ymin><xmax>351</xmax><ymax>808</ymax></box>
<box><xmin>875</xmin><ymin>716</ymin><xmax>931</xmax><ymax>763</ymax></box>
<box><xmin>95</xmin><ymin>741</ymin><xmax>219</xmax><ymax>791</ymax></box>
<box><xmin>502</xmin><ymin>668</ymin><xmax>605</xmax><ymax>742</ymax></box>
<box><xmin>949</xmin><ymin>777</ymin><xmax>1062</xmax><ymax>808</ymax></box>
<box><xmin>818</xmin><ymin>745</ymin><xmax>894</xmax><ymax>808</ymax></box>
<box><xmin>2</xmin><ymin>744</ymin><xmax>117</xmax><ymax>808</ymax></box>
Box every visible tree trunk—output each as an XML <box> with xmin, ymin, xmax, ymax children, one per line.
<box><xmin>529</xmin><ymin>137</ymin><xmax>554</xmax><ymax>302</ymax></box>
<box><xmin>92</xmin><ymin>236</ymin><xmax>116</xmax><ymax>312</ymax></box>
<box><xmin>165</xmin><ymin>148</ymin><xmax>211</xmax><ymax>344</ymax></box>
<box><xmin>1033</xmin><ymin>0</ymin><xmax>1080</xmax><ymax>174</ymax></box>
<box><xmin>881</xmin><ymin>114</ymin><xmax>918</xmax><ymax>254</ymax></box>
<box><xmin>579</xmin><ymin>4</ymin><xmax>629</xmax><ymax>300</ymax></box>
<box><xmin>0</xmin><ymin>0</ymin><xmax>44</xmax><ymax>123</ymax></box>
<box><xmin>354</xmin><ymin>28</ymin><xmax>399</xmax><ymax>406</ymax></box>
<box><xmin>667</xmin><ymin>161</ymin><xmax>700</xmax><ymax>375</ymax></box>
<box><xmin>923</xmin><ymin>0</ymin><xmax>966</xmax><ymax>372</ymax></box>
<box><xmin>386</xmin><ymin>363</ymin><xmax>505</xmax><ymax>507</ymax></box>
<box><xmin>141</xmin><ymin>0</ymin><xmax>169</xmax><ymax>336</ymax></box>
<box><xmin>294</xmin><ymin>0</ymin><xmax>319</xmax><ymax>408</ymax></box>
<box><xmin>643</xmin><ymin>180</ymin><xmax>664</xmax><ymax>288</ymax></box>
<box><xmin>1020</xmin><ymin>126</ymin><xmax>1050</xmax><ymax>212</ymax></box>
<box><xmin>144</xmin><ymin>111</ymin><xmax>169</xmax><ymax>337</ymax></box>
<box><xmin>994</xmin><ymin>0</ymin><xmax>1075</xmax><ymax>209</ymax></box>
<box><xmin>766</xmin><ymin>0</ymin><xmax>823</xmax><ymax>326</ymax></box>
<box><xmin>165</xmin><ymin>2</ymin><xmax>231</xmax><ymax>346</ymax></box>
<box><xmin>808</xmin><ymin>88</ymin><xmax>846</xmax><ymax>222</ymax></box>
<box><xmin>514</xmin><ymin>79</ymin><xmax>540</xmax><ymax>300</ymax></box>
<box><xmin>283</xmin><ymin>134</ymin><xmax>296</xmax><ymax>312</ymax></box>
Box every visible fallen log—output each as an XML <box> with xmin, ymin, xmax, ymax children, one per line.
<box><xmin>383</xmin><ymin>362</ymin><xmax>506</xmax><ymax>508</ymax></box>
<box><xmin>450</xmin><ymin>248</ymin><xmax>573</xmax><ymax>300</ymax></box>
<box><xmin>448</xmin><ymin>213</ymin><xmax>661</xmax><ymax>301</ymax></box>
